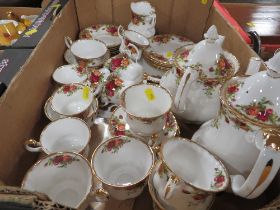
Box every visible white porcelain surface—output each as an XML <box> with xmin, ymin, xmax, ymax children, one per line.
<box><xmin>153</xmin><ymin>138</ymin><xmax>228</xmax><ymax>210</ymax></box>
<box><xmin>22</xmin><ymin>152</ymin><xmax>93</xmax><ymax>208</ymax></box>
<box><xmin>131</xmin><ymin>1</ymin><xmax>155</xmax><ymax>16</ymax></box>
<box><xmin>125</xmin><ymin>30</ymin><xmax>149</xmax><ymax>47</ymax></box>
<box><xmin>52</xmin><ymin>64</ymin><xmax>88</xmax><ymax>85</ymax></box>
<box><xmin>51</xmin><ymin>84</ymin><xmax>93</xmax><ymax>116</ymax></box>
<box><xmin>0</xmin><ymin>19</ymin><xmax>18</xmax><ymax>26</ymax></box>
<box><xmin>121</xmin><ymin>83</ymin><xmax>172</xmax><ymax>136</ymax></box>
<box><xmin>128</xmin><ymin>23</ymin><xmax>155</xmax><ymax>38</ymax></box>
<box><xmin>92</xmin><ymin>136</ymin><xmax>154</xmax><ymax>200</ymax></box>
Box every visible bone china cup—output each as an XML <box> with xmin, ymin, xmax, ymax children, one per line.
<box><xmin>91</xmin><ymin>136</ymin><xmax>154</xmax><ymax>200</ymax></box>
<box><xmin>65</xmin><ymin>37</ymin><xmax>108</xmax><ymax>66</ymax></box>
<box><xmin>24</xmin><ymin>117</ymin><xmax>90</xmax><ymax>155</ymax></box>
<box><xmin>22</xmin><ymin>152</ymin><xmax>108</xmax><ymax>209</ymax></box>
<box><xmin>51</xmin><ymin>83</ymin><xmax>93</xmax><ymax>118</ymax></box>
<box><xmin>153</xmin><ymin>137</ymin><xmax>229</xmax><ymax>210</ymax></box>
<box><xmin>121</xmin><ymin>83</ymin><xmax>172</xmax><ymax>136</ymax></box>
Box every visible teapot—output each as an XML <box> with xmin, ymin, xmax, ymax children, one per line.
<box><xmin>128</xmin><ymin>1</ymin><xmax>156</xmax><ymax>38</ymax></box>
<box><xmin>160</xmin><ymin>25</ymin><xmax>239</xmax><ymax>123</ymax></box>
<box><xmin>100</xmin><ymin>43</ymin><xmax>144</xmax><ymax>106</ymax></box>
<box><xmin>192</xmin><ymin>51</ymin><xmax>280</xmax><ymax>199</ymax></box>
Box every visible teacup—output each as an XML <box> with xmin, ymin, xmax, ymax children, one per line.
<box><xmin>22</xmin><ymin>152</ymin><xmax>109</xmax><ymax>209</ymax></box>
<box><xmin>24</xmin><ymin>117</ymin><xmax>90</xmax><ymax>156</ymax></box>
<box><xmin>153</xmin><ymin>137</ymin><xmax>229</xmax><ymax>210</ymax></box>
<box><xmin>51</xmin><ymin>83</ymin><xmax>94</xmax><ymax>119</ymax></box>
<box><xmin>65</xmin><ymin>37</ymin><xmax>108</xmax><ymax>67</ymax></box>
<box><xmin>120</xmin><ymin>83</ymin><xmax>172</xmax><ymax>136</ymax></box>
<box><xmin>118</xmin><ymin>26</ymin><xmax>149</xmax><ymax>61</ymax></box>
<box><xmin>91</xmin><ymin>136</ymin><xmax>154</xmax><ymax>200</ymax></box>
<box><xmin>52</xmin><ymin>64</ymin><xmax>88</xmax><ymax>85</ymax></box>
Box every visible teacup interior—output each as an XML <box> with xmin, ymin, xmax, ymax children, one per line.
<box><xmin>162</xmin><ymin>138</ymin><xmax>228</xmax><ymax>191</ymax></box>
<box><xmin>71</xmin><ymin>40</ymin><xmax>107</xmax><ymax>59</ymax></box>
<box><xmin>41</xmin><ymin>118</ymin><xmax>90</xmax><ymax>153</ymax></box>
<box><xmin>93</xmin><ymin>137</ymin><xmax>153</xmax><ymax>186</ymax></box>
<box><xmin>52</xmin><ymin>65</ymin><xmax>87</xmax><ymax>84</ymax></box>
<box><xmin>123</xmin><ymin>84</ymin><xmax>172</xmax><ymax>118</ymax></box>
<box><xmin>125</xmin><ymin>31</ymin><xmax>149</xmax><ymax>46</ymax></box>
<box><xmin>131</xmin><ymin>2</ymin><xmax>154</xmax><ymax>16</ymax></box>
<box><xmin>22</xmin><ymin>153</ymin><xmax>92</xmax><ymax>208</ymax></box>
<box><xmin>52</xmin><ymin>85</ymin><xmax>93</xmax><ymax>116</ymax></box>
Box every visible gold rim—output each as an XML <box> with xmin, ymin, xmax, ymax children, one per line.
<box><xmin>220</xmin><ymin>77</ymin><xmax>280</xmax><ymax>129</ymax></box>
<box><xmin>21</xmin><ymin>151</ymin><xmax>94</xmax><ymax>208</ymax></box>
<box><xmin>70</xmin><ymin>39</ymin><xmax>108</xmax><ymax>61</ymax></box>
<box><xmin>125</xmin><ymin>30</ymin><xmax>150</xmax><ymax>48</ymax></box>
<box><xmin>160</xmin><ymin>137</ymin><xmax>230</xmax><ymax>193</ymax></box>
<box><xmin>120</xmin><ymin>83</ymin><xmax>173</xmax><ymax>121</ymax></box>
<box><xmin>143</xmin><ymin>57</ymin><xmax>172</xmax><ymax>72</ymax></box>
<box><xmin>148</xmin><ymin>161</ymin><xmax>216</xmax><ymax>210</ymax></box>
<box><xmin>50</xmin><ymin>83</ymin><xmax>94</xmax><ymax>117</ymax></box>
<box><xmin>38</xmin><ymin>117</ymin><xmax>91</xmax><ymax>155</ymax></box>
<box><xmin>52</xmin><ymin>64</ymin><xmax>88</xmax><ymax>86</ymax></box>
<box><xmin>91</xmin><ymin>136</ymin><xmax>155</xmax><ymax>189</ymax></box>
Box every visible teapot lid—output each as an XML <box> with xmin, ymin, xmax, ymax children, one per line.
<box><xmin>174</xmin><ymin>25</ymin><xmax>239</xmax><ymax>82</ymax></box>
<box><xmin>222</xmin><ymin>51</ymin><xmax>280</xmax><ymax>128</ymax></box>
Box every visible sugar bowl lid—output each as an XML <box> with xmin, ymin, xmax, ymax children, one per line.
<box><xmin>222</xmin><ymin>51</ymin><xmax>280</xmax><ymax>128</ymax></box>
<box><xmin>174</xmin><ymin>25</ymin><xmax>239</xmax><ymax>81</ymax></box>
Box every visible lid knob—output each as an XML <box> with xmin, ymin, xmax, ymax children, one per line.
<box><xmin>267</xmin><ymin>50</ymin><xmax>280</xmax><ymax>78</ymax></box>
<box><xmin>204</xmin><ymin>25</ymin><xmax>219</xmax><ymax>43</ymax></box>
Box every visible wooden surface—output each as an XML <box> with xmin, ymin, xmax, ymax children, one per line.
<box><xmin>222</xmin><ymin>3</ymin><xmax>280</xmax><ymax>44</ymax></box>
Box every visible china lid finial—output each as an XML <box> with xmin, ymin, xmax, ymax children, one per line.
<box><xmin>267</xmin><ymin>50</ymin><xmax>280</xmax><ymax>78</ymax></box>
<box><xmin>204</xmin><ymin>25</ymin><xmax>219</xmax><ymax>43</ymax></box>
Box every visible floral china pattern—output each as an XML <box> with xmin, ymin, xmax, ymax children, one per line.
<box><xmin>207</xmin><ymin>54</ymin><xmax>233</xmax><ymax>79</ymax></box>
<box><xmin>236</xmin><ymin>97</ymin><xmax>280</xmax><ymax>125</ymax></box>
<box><xmin>72</xmin><ymin>65</ymin><xmax>87</xmax><ymax>77</ymax></box>
<box><xmin>58</xmin><ymin>84</ymin><xmax>82</xmax><ymax>96</ymax></box>
<box><xmin>80</xmin><ymin>24</ymin><xmax>118</xmax><ymax>39</ymax></box>
<box><xmin>110</xmin><ymin>113</ymin><xmax>132</xmax><ymax>137</ymax></box>
<box><xmin>131</xmin><ymin>12</ymin><xmax>146</xmax><ymax>25</ymax></box>
<box><xmin>105</xmin><ymin>56</ymin><xmax>131</xmax><ymax>73</ymax></box>
<box><xmin>225</xmin><ymin>81</ymin><xmax>244</xmax><ymax>102</ymax></box>
<box><xmin>101</xmin><ymin>138</ymin><xmax>131</xmax><ymax>153</ymax></box>
<box><xmin>88</xmin><ymin>69</ymin><xmax>104</xmax><ymax>88</ymax></box>
<box><xmin>104</xmin><ymin>75</ymin><xmax>124</xmax><ymax>97</ymax></box>
<box><xmin>210</xmin><ymin>168</ymin><xmax>226</xmax><ymax>189</ymax></box>
<box><xmin>181</xmin><ymin>190</ymin><xmax>210</xmax><ymax>208</ymax></box>
<box><xmin>44</xmin><ymin>154</ymin><xmax>80</xmax><ymax>168</ymax></box>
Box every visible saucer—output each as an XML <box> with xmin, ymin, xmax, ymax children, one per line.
<box><xmin>44</xmin><ymin>96</ymin><xmax>98</xmax><ymax>126</ymax></box>
<box><xmin>64</xmin><ymin>49</ymin><xmax>110</xmax><ymax>67</ymax></box>
<box><xmin>109</xmin><ymin>106</ymin><xmax>179</xmax><ymax>144</ymax></box>
<box><xmin>79</xmin><ymin>24</ymin><xmax>121</xmax><ymax>48</ymax></box>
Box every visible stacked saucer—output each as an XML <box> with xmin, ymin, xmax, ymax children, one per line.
<box><xmin>79</xmin><ymin>24</ymin><xmax>121</xmax><ymax>56</ymax></box>
<box><xmin>143</xmin><ymin>34</ymin><xmax>194</xmax><ymax>71</ymax></box>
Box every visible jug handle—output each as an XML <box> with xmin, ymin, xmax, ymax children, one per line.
<box><xmin>147</xmin><ymin>14</ymin><xmax>156</xmax><ymax>28</ymax></box>
<box><xmin>231</xmin><ymin>142</ymin><xmax>280</xmax><ymax>199</ymax></box>
<box><xmin>163</xmin><ymin>175</ymin><xmax>180</xmax><ymax>200</ymax></box>
<box><xmin>64</xmin><ymin>36</ymin><xmax>73</xmax><ymax>49</ymax></box>
<box><xmin>174</xmin><ymin>67</ymin><xmax>197</xmax><ymax>112</ymax></box>
<box><xmin>118</xmin><ymin>25</ymin><xmax>125</xmax><ymax>41</ymax></box>
<box><xmin>124</xmin><ymin>43</ymin><xmax>140</xmax><ymax>63</ymax></box>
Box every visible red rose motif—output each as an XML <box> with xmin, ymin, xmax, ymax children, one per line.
<box><xmin>69</xmin><ymin>85</ymin><xmax>77</xmax><ymax>91</ymax></box>
<box><xmin>63</xmin><ymin>155</ymin><xmax>72</xmax><ymax>162</ymax></box>
<box><xmin>193</xmin><ymin>193</ymin><xmax>208</xmax><ymax>201</ymax></box>
<box><xmin>124</xmin><ymin>39</ymin><xmax>130</xmax><ymax>46</ymax></box>
<box><xmin>106</xmin><ymin>81</ymin><xmax>116</xmax><ymax>90</ymax></box>
<box><xmin>63</xmin><ymin>85</ymin><xmax>71</xmax><ymax>93</ymax></box>
<box><xmin>224</xmin><ymin>58</ymin><xmax>232</xmax><ymax>69</ymax></box>
<box><xmin>107</xmin><ymin>26</ymin><xmax>117</xmax><ymax>35</ymax></box>
<box><xmin>214</xmin><ymin>175</ymin><xmax>225</xmax><ymax>184</ymax></box>
<box><xmin>90</xmin><ymin>74</ymin><xmax>100</xmax><ymax>83</ymax></box>
<box><xmin>227</xmin><ymin>85</ymin><xmax>239</xmax><ymax>94</ymax></box>
<box><xmin>107</xmin><ymin>140</ymin><xmax>116</xmax><ymax>151</ymax></box>
<box><xmin>53</xmin><ymin>155</ymin><xmax>64</xmax><ymax>165</ymax></box>
<box><xmin>117</xmin><ymin>124</ymin><xmax>126</xmax><ymax>131</ymax></box>
<box><xmin>246</xmin><ymin>106</ymin><xmax>259</xmax><ymax>116</ymax></box>
<box><xmin>77</xmin><ymin>66</ymin><xmax>85</xmax><ymax>73</ymax></box>
<box><xmin>111</xmin><ymin>58</ymin><xmax>123</xmax><ymax>70</ymax></box>
<box><xmin>218</xmin><ymin>59</ymin><xmax>226</xmax><ymax>70</ymax></box>
<box><xmin>115</xmin><ymin>130</ymin><xmax>125</xmax><ymax>136</ymax></box>
<box><xmin>209</xmin><ymin>67</ymin><xmax>214</xmax><ymax>72</ymax></box>
<box><xmin>114</xmin><ymin>139</ymin><xmax>123</xmax><ymax>146</ymax></box>
<box><xmin>266</xmin><ymin>108</ymin><xmax>273</xmax><ymax>115</ymax></box>
<box><xmin>176</xmin><ymin>68</ymin><xmax>183</xmax><ymax>77</ymax></box>
<box><xmin>257</xmin><ymin>112</ymin><xmax>269</xmax><ymax>121</ymax></box>
<box><xmin>108</xmin><ymin>90</ymin><xmax>114</xmax><ymax>97</ymax></box>
<box><xmin>182</xmin><ymin>50</ymin><xmax>189</xmax><ymax>59</ymax></box>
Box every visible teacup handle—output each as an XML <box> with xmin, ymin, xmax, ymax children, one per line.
<box><xmin>90</xmin><ymin>188</ymin><xmax>110</xmax><ymax>202</ymax></box>
<box><xmin>64</xmin><ymin>36</ymin><xmax>73</xmax><ymax>49</ymax></box>
<box><xmin>124</xmin><ymin>43</ymin><xmax>140</xmax><ymax>62</ymax></box>
<box><xmin>24</xmin><ymin>139</ymin><xmax>42</xmax><ymax>152</ymax></box>
<box><xmin>118</xmin><ymin>25</ymin><xmax>125</xmax><ymax>41</ymax></box>
<box><xmin>163</xmin><ymin>175</ymin><xmax>180</xmax><ymax>200</ymax></box>
<box><xmin>147</xmin><ymin>14</ymin><xmax>156</xmax><ymax>28</ymax></box>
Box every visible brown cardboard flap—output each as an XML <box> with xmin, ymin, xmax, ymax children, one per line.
<box><xmin>75</xmin><ymin>0</ymin><xmax>213</xmax><ymax>42</ymax></box>
<box><xmin>205</xmin><ymin>5</ymin><xmax>265</xmax><ymax>74</ymax></box>
<box><xmin>0</xmin><ymin>7</ymin><xmax>41</xmax><ymax>19</ymax></box>
<box><xmin>0</xmin><ymin>0</ymin><xmax>79</xmax><ymax>185</ymax></box>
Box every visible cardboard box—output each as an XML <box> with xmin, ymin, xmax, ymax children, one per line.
<box><xmin>0</xmin><ymin>0</ymin><xmax>278</xmax><ymax>209</ymax></box>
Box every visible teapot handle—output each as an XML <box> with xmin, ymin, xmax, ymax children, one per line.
<box><xmin>231</xmin><ymin>135</ymin><xmax>280</xmax><ymax>199</ymax></box>
<box><xmin>124</xmin><ymin>43</ymin><xmax>140</xmax><ymax>62</ymax></box>
<box><xmin>174</xmin><ymin>67</ymin><xmax>198</xmax><ymax>112</ymax></box>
